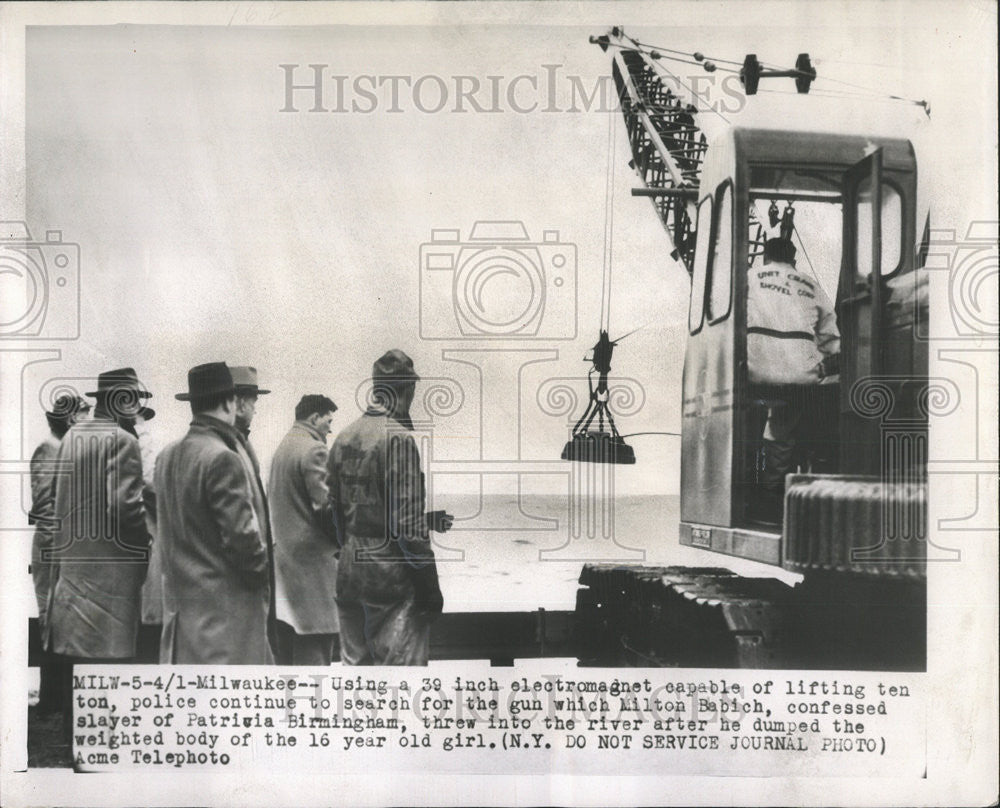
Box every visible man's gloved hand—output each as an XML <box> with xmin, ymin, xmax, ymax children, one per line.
<box><xmin>426</xmin><ymin>510</ymin><xmax>454</xmax><ymax>533</ymax></box>
<box><xmin>411</xmin><ymin>564</ymin><xmax>444</xmax><ymax>620</ymax></box>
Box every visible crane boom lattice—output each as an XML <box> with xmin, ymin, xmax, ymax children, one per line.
<box><xmin>612</xmin><ymin>48</ymin><xmax>708</xmax><ymax>275</ymax></box>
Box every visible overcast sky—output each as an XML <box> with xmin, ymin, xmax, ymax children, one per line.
<box><xmin>19</xmin><ymin>11</ymin><xmax>995</xmax><ymax>495</ymax></box>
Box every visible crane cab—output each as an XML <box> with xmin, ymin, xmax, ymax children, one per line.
<box><xmin>679</xmin><ymin>128</ymin><xmax>928</xmax><ymax>571</ymax></box>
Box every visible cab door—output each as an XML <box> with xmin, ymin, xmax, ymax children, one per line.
<box><xmin>681</xmin><ymin>181</ymin><xmax>737</xmax><ymax>526</ymax></box>
<box><xmin>838</xmin><ymin>149</ymin><xmax>884</xmax><ymax>476</ymax></box>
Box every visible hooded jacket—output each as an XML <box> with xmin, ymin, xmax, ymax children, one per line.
<box><xmin>327</xmin><ymin>408</ymin><xmax>435</xmax><ymax>606</ymax></box>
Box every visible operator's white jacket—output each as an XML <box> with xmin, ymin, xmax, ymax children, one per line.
<box><xmin>746</xmin><ymin>259</ymin><xmax>840</xmax><ymax>385</ymax></box>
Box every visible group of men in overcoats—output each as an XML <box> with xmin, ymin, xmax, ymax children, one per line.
<box><xmin>30</xmin><ymin>350</ymin><xmax>451</xmax><ymax>721</ymax></box>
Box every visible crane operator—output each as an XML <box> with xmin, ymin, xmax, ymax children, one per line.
<box><xmin>746</xmin><ymin>233</ymin><xmax>840</xmax><ymax>520</ymax></box>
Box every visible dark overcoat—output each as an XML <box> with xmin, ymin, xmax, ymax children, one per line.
<box><xmin>45</xmin><ymin>418</ymin><xmax>151</xmax><ymax>658</ymax></box>
<box><xmin>270</xmin><ymin>421</ymin><xmax>338</xmax><ymax>635</ymax></box>
<box><xmin>154</xmin><ymin>415</ymin><xmax>272</xmax><ymax>664</ymax></box>
<box><xmin>234</xmin><ymin>429</ymin><xmax>278</xmax><ymax>654</ymax></box>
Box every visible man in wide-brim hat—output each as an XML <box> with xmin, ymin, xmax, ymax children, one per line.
<box><xmin>231</xmin><ymin>365</ymin><xmax>271</xmax><ymax>435</ymax></box>
<box><xmin>228</xmin><ymin>366</ymin><xmax>278</xmax><ymax>657</ymax></box>
<box><xmin>46</xmin><ymin>368</ymin><xmax>153</xmax><ymax>680</ymax></box>
<box><xmin>154</xmin><ymin>362</ymin><xmax>273</xmax><ymax>664</ymax></box>
<box><xmin>84</xmin><ymin>366</ymin><xmax>152</xmax><ymax>414</ymax></box>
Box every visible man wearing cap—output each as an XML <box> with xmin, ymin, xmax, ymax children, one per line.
<box><xmin>747</xmin><ymin>237</ymin><xmax>840</xmax><ymax>387</ymax></box>
<box><xmin>270</xmin><ymin>394</ymin><xmax>339</xmax><ymax>665</ymax></box>
<box><xmin>46</xmin><ymin>369</ymin><xmax>153</xmax><ymax>667</ymax></box>
<box><xmin>29</xmin><ymin>393</ymin><xmax>90</xmax><ymax>713</ymax></box>
<box><xmin>328</xmin><ymin>350</ymin><xmax>452</xmax><ymax>666</ymax></box>
<box><xmin>747</xmin><ymin>235</ymin><xmax>840</xmax><ymax>521</ymax></box>
<box><xmin>155</xmin><ymin>362</ymin><xmax>272</xmax><ymax>664</ymax></box>
<box><xmin>230</xmin><ymin>366</ymin><xmax>278</xmax><ymax>657</ymax></box>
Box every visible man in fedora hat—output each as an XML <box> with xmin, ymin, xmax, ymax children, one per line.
<box><xmin>154</xmin><ymin>362</ymin><xmax>272</xmax><ymax>664</ymax></box>
<box><xmin>28</xmin><ymin>393</ymin><xmax>90</xmax><ymax>714</ymax></box>
<box><xmin>230</xmin><ymin>365</ymin><xmax>278</xmax><ymax>656</ymax></box>
<box><xmin>231</xmin><ymin>365</ymin><xmax>270</xmax><ymax>440</ymax></box>
<box><xmin>46</xmin><ymin>369</ymin><xmax>153</xmax><ymax>670</ymax></box>
<box><xmin>270</xmin><ymin>394</ymin><xmax>339</xmax><ymax>665</ymax></box>
<box><xmin>327</xmin><ymin>350</ymin><xmax>452</xmax><ymax>666</ymax></box>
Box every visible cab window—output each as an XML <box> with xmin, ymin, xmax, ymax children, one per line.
<box><xmin>856</xmin><ymin>178</ymin><xmax>903</xmax><ymax>277</ymax></box>
<box><xmin>707</xmin><ymin>182</ymin><xmax>733</xmax><ymax>323</ymax></box>
<box><xmin>689</xmin><ymin>195</ymin><xmax>713</xmax><ymax>334</ymax></box>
